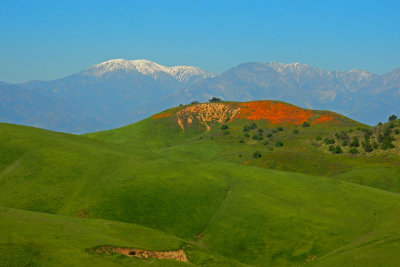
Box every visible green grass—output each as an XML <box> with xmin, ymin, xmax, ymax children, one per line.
<box><xmin>1</xmin><ymin>101</ymin><xmax>400</xmax><ymax>266</ymax></box>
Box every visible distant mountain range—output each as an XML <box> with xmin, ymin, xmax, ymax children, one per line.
<box><xmin>1</xmin><ymin>59</ymin><xmax>399</xmax><ymax>133</ymax></box>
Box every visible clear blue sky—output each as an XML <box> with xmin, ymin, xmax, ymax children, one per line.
<box><xmin>1</xmin><ymin>0</ymin><xmax>399</xmax><ymax>83</ymax></box>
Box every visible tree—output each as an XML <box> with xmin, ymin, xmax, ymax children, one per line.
<box><xmin>275</xmin><ymin>141</ymin><xmax>284</xmax><ymax>147</ymax></box>
<box><xmin>253</xmin><ymin>151</ymin><xmax>262</xmax><ymax>158</ymax></box>
<box><xmin>209</xmin><ymin>97</ymin><xmax>222</xmax><ymax>103</ymax></box>
<box><xmin>190</xmin><ymin>101</ymin><xmax>200</xmax><ymax>105</ymax></box>
<box><xmin>349</xmin><ymin>136</ymin><xmax>359</xmax><ymax>147</ymax></box>
<box><xmin>220</xmin><ymin>124</ymin><xmax>229</xmax><ymax>130</ymax></box>
<box><xmin>389</xmin><ymin>115</ymin><xmax>397</xmax><ymax>121</ymax></box>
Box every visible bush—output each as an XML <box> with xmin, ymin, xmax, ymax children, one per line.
<box><xmin>324</xmin><ymin>138</ymin><xmax>335</xmax><ymax>145</ymax></box>
<box><xmin>252</xmin><ymin>134</ymin><xmax>258</xmax><ymax>140</ymax></box>
<box><xmin>209</xmin><ymin>97</ymin><xmax>222</xmax><ymax>103</ymax></box>
<box><xmin>275</xmin><ymin>141</ymin><xmax>284</xmax><ymax>147</ymax></box>
<box><xmin>329</xmin><ymin>145</ymin><xmax>343</xmax><ymax>154</ymax></box>
<box><xmin>349</xmin><ymin>148</ymin><xmax>359</xmax><ymax>154</ymax></box>
<box><xmin>302</xmin><ymin>122</ymin><xmax>310</xmax><ymax>127</ymax></box>
<box><xmin>389</xmin><ymin>114</ymin><xmax>398</xmax><ymax>121</ymax></box>
<box><xmin>277</xmin><ymin>127</ymin><xmax>284</xmax><ymax>131</ymax></box>
<box><xmin>190</xmin><ymin>101</ymin><xmax>200</xmax><ymax>104</ymax></box>
<box><xmin>253</xmin><ymin>151</ymin><xmax>262</xmax><ymax>158</ymax></box>
<box><xmin>267</xmin><ymin>133</ymin><xmax>273</xmax><ymax>138</ymax></box>
<box><xmin>395</xmin><ymin>129</ymin><xmax>400</xmax><ymax>135</ymax></box>
<box><xmin>350</xmin><ymin>136</ymin><xmax>360</xmax><ymax>147</ymax></box>
<box><xmin>258</xmin><ymin>128</ymin><xmax>264</xmax><ymax>133</ymax></box>
<box><xmin>249</xmin><ymin>122</ymin><xmax>258</xmax><ymax>130</ymax></box>
<box><xmin>257</xmin><ymin>135</ymin><xmax>264</xmax><ymax>140</ymax></box>
<box><xmin>243</xmin><ymin>125</ymin><xmax>250</xmax><ymax>132</ymax></box>
<box><xmin>239</xmin><ymin>139</ymin><xmax>244</xmax><ymax>143</ymax></box>
<box><xmin>362</xmin><ymin>141</ymin><xmax>373</xmax><ymax>152</ymax></box>
<box><xmin>293</xmin><ymin>129</ymin><xmax>299</xmax><ymax>134</ymax></box>
<box><xmin>373</xmin><ymin>141</ymin><xmax>378</xmax><ymax>149</ymax></box>
<box><xmin>244</xmin><ymin>133</ymin><xmax>250</xmax><ymax>138</ymax></box>
<box><xmin>220</xmin><ymin>124</ymin><xmax>229</xmax><ymax>130</ymax></box>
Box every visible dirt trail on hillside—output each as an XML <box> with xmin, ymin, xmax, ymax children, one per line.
<box><xmin>94</xmin><ymin>246</ymin><xmax>188</xmax><ymax>262</ymax></box>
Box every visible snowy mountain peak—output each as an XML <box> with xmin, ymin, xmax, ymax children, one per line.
<box><xmin>83</xmin><ymin>59</ymin><xmax>215</xmax><ymax>82</ymax></box>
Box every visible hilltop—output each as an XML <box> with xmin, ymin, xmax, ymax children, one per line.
<box><xmin>1</xmin><ymin>100</ymin><xmax>400</xmax><ymax>266</ymax></box>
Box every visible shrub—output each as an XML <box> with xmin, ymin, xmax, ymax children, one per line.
<box><xmin>378</xmin><ymin>122</ymin><xmax>383</xmax><ymax>126</ymax></box>
<box><xmin>362</xmin><ymin>141</ymin><xmax>373</xmax><ymax>152</ymax></box>
<box><xmin>252</xmin><ymin>134</ymin><xmax>258</xmax><ymax>140</ymax></box>
<box><xmin>275</xmin><ymin>141</ymin><xmax>284</xmax><ymax>147</ymax></box>
<box><xmin>244</xmin><ymin>133</ymin><xmax>250</xmax><ymax>138</ymax></box>
<box><xmin>220</xmin><ymin>124</ymin><xmax>229</xmax><ymax>130</ymax></box>
<box><xmin>257</xmin><ymin>135</ymin><xmax>264</xmax><ymax>140</ymax></box>
<box><xmin>302</xmin><ymin>122</ymin><xmax>310</xmax><ymax>127</ymax></box>
<box><xmin>389</xmin><ymin>114</ymin><xmax>398</xmax><ymax>121</ymax></box>
<box><xmin>243</xmin><ymin>125</ymin><xmax>250</xmax><ymax>132</ymax></box>
<box><xmin>209</xmin><ymin>97</ymin><xmax>222</xmax><ymax>103</ymax></box>
<box><xmin>262</xmin><ymin>141</ymin><xmax>269</xmax><ymax>145</ymax></box>
<box><xmin>349</xmin><ymin>148</ymin><xmax>359</xmax><ymax>154</ymax></box>
<box><xmin>395</xmin><ymin>129</ymin><xmax>400</xmax><ymax>135</ymax></box>
<box><xmin>373</xmin><ymin>141</ymin><xmax>378</xmax><ymax>149</ymax></box>
<box><xmin>239</xmin><ymin>139</ymin><xmax>244</xmax><ymax>143</ymax></box>
<box><xmin>277</xmin><ymin>127</ymin><xmax>284</xmax><ymax>131</ymax></box>
<box><xmin>267</xmin><ymin>133</ymin><xmax>273</xmax><ymax>138</ymax></box>
<box><xmin>253</xmin><ymin>151</ymin><xmax>262</xmax><ymax>158</ymax></box>
<box><xmin>190</xmin><ymin>101</ymin><xmax>200</xmax><ymax>104</ymax></box>
<box><xmin>350</xmin><ymin>136</ymin><xmax>360</xmax><ymax>147</ymax></box>
<box><xmin>342</xmin><ymin>140</ymin><xmax>348</xmax><ymax>146</ymax></box>
<box><xmin>293</xmin><ymin>129</ymin><xmax>299</xmax><ymax>134</ymax></box>
<box><xmin>249</xmin><ymin>122</ymin><xmax>258</xmax><ymax>130</ymax></box>
<box><xmin>329</xmin><ymin>145</ymin><xmax>343</xmax><ymax>154</ymax></box>
<box><xmin>324</xmin><ymin>138</ymin><xmax>335</xmax><ymax>145</ymax></box>
<box><xmin>258</xmin><ymin>128</ymin><xmax>264</xmax><ymax>133</ymax></box>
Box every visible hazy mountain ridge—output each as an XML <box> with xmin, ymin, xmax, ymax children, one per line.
<box><xmin>0</xmin><ymin>59</ymin><xmax>399</xmax><ymax>133</ymax></box>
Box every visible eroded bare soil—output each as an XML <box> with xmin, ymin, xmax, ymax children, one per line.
<box><xmin>92</xmin><ymin>245</ymin><xmax>188</xmax><ymax>263</ymax></box>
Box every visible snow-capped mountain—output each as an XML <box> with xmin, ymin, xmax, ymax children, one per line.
<box><xmin>83</xmin><ymin>59</ymin><xmax>215</xmax><ymax>82</ymax></box>
<box><xmin>0</xmin><ymin>59</ymin><xmax>399</xmax><ymax>133</ymax></box>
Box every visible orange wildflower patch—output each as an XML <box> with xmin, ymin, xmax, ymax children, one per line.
<box><xmin>311</xmin><ymin>114</ymin><xmax>337</xmax><ymax>125</ymax></box>
<box><xmin>235</xmin><ymin>101</ymin><xmax>313</xmax><ymax>125</ymax></box>
<box><xmin>153</xmin><ymin>112</ymin><xmax>171</xmax><ymax>120</ymax></box>
<box><xmin>243</xmin><ymin>161</ymin><xmax>248</xmax><ymax>165</ymax></box>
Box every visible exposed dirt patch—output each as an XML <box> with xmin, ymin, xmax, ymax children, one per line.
<box><xmin>176</xmin><ymin>103</ymin><xmax>240</xmax><ymax>130</ymax></box>
<box><xmin>235</xmin><ymin>101</ymin><xmax>314</xmax><ymax>125</ymax></box>
<box><xmin>153</xmin><ymin>112</ymin><xmax>171</xmax><ymax>120</ymax></box>
<box><xmin>92</xmin><ymin>245</ymin><xmax>187</xmax><ymax>263</ymax></box>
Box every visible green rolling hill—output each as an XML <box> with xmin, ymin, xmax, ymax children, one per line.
<box><xmin>1</xmin><ymin>100</ymin><xmax>400</xmax><ymax>266</ymax></box>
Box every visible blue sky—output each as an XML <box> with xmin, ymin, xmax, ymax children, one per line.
<box><xmin>0</xmin><ymin>0</ymin><xmax>399</xmax><ymax>83</ymax></box>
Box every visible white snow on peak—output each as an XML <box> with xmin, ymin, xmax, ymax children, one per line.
<box><xmin>267</xmin><ymin>62</ymin><xmax>318</xmax><ymax>73</ymax></box>
<box><xmin>84</xmin><ymin>59</ymin><xmax>215</xmax><ymax>82</ymax></box>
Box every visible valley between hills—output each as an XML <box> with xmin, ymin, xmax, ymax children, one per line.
<box><xmin>1</xmin><ymin>100</ymin><xmax>400</xmax><ymax>266</ymax></box>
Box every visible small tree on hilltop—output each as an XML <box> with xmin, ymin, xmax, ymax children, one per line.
<box><xmin>209</xmin><ymin>97</ymin><xmax>222</xmax><ymax>103</ymax></box>
<box><xmin>302</xmin><ymin>121</ymin><xmax>310</xmax><ymax>127</ymax></box>
<box><xmin>389</xmin><ymin>115</ymin><xmax>397</xmax><ymax>121</ymax></box>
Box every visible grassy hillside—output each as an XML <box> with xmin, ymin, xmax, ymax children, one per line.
<box><xmin>1</xmin><ymin>100</ymin><xmax>400</xmax><ymax>266</ymax></box>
